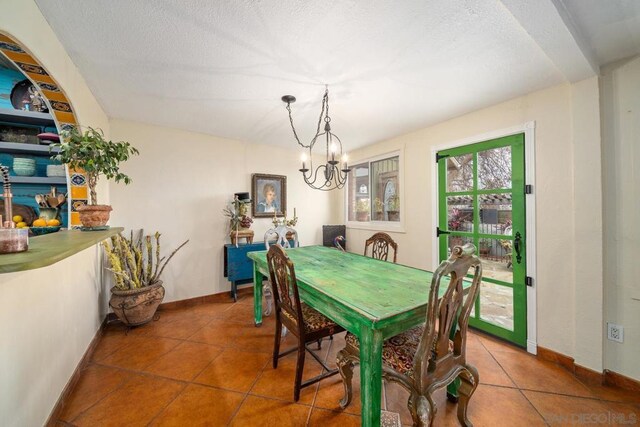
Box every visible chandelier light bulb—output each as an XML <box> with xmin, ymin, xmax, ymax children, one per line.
<box><xmin>330</xmin><ymin>143</ymin><xmax>337</xmax><ymax>153</ymax></box>
<box><xmin>301</xmin><ymin>153</ymin><xmax>307</xmax><ymax>162</ymax></box>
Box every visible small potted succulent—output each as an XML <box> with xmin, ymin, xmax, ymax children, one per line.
<box><xmin>51</xmin><ymin>127</ymin><xmax>138</xmax><ymax>228</ymax></box>
<box><xmin>103</xmin><ymin>231</ymin><xmax>188</xmax><ymax>326</ymax></box>
<box><xmin>387</xmin><ymin>195</ymin><xmax>400</xmax><ymax>221</ymax></box>
<box><xmin>356</xmin><ymin>199</ymin><xmax>370</xmax><ymax>222</ymax></box>
<box><xmin>373</xmin><ymin>197</ymin><xmax>384</xmax><ymax>221</ymax></box>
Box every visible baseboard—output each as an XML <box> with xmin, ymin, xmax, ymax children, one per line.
<box><xmin>45</xmin><ymin>317</ymin><xmax>108</xmax><ymax>426</ymax></box>
<box><xmin>536</xmin><ymin>345</ymin><xmax>640</xmax><ymax>391</ymax></box>
<box><xmin>536</xmin><ymin>345</ymin><xmax>575</xmax><ymax>372</ymax></box>
<box><xmin>604</xmin><ymin>369</ymin><xmax>640</xmax><ymax>392</ymax></box>
<box><xmin>575</xmin><ymin>364</ymin><xmax>604</xmax><ymax>385</ymax></box>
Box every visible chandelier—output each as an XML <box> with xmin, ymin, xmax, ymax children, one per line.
<box><xmin>281</xmin><ymin>87</ymin><xmax>351</xmax><ymax>191</ymax></box>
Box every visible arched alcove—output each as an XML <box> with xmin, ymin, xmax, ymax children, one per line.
<box><xmin>0</xmin><ymin>31</ymin><xmax>89</xmax><ymax>227</ymax></box>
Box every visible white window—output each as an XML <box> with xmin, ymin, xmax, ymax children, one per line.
<box><xmin>346</xmin><ymin>151</ymin><xmax>403</xmax><ymax>231</ymax></box>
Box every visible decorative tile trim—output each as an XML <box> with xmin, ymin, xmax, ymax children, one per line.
<box><xmin>70</xmin><ymin>173</ymin><xmax>87</xmax><ymax>187</ymax></box>
<box><xmin>71</xmin><ymin>199</ymin><xmax>88</xmax><ymax>212</ymax></box>
<box><xmin>0</xmin><ymin>31</ymin><xmax>87</xmax><ymax>227</ymax></box>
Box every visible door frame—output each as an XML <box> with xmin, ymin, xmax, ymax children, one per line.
<box><xmin>430</xmin><ymin>121</ymin><xmax>537</xmax><ymax>355</ymax></box>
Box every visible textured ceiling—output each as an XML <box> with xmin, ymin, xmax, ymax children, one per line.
<box><xmin>558</xmin><ymin>0</ymin><xmax>640</xmax><ymax>66</ymax></box>
<box><xmin>31</xmin><ymin>0</ymin><xmax>613</xmax><ymax>150</ymax></box>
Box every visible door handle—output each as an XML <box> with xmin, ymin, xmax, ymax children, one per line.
<box><xmin>514</xmin><ymin>232</ymin><xmax>522</xmax><ymax>264</ymax></box>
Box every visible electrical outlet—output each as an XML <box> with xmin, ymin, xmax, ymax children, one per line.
<box><xmin>607</xmin><ymin>323</ymin><xmax>624</xmax><ymax>343</ymax></box>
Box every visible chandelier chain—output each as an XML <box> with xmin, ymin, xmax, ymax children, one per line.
<box><xmin>286</xmin><ymin>88</ymin><xmax>329</xmax><ymax>149</ymax></box>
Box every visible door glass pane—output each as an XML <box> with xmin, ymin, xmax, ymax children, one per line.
<box><xmin>479</xmin><ymin>194</ymin><xmax>512</xmax><ymax>236</ymax></box>
<box><xmin>478</xmin><ymin>146</ymin><xmax>512</xmax><ymax>190</ymax></box>
<box><xmin>447</xmin><ymin>196</ymin><xmax>474</xmax><ymax>232</ymax></box>
<box><xmin>348</xmin><ymin>163</ymin><xmax>369</xmax><ymax>222</ymax></box>
<box><xmin>446</xmin><ymin>154</ymin><xmax>473</xmax><ymax>192</ymax></box>
<box><xmin>478</xmin><ymin>238</ymin><xmax>513</xmax><ymax>283</ymax></box>
<box><xmin>480</xmin><ymin>281</ymin><xmax>514</xmax><ymax>331</ymax></box>
<box><xmin>371</xmin><ymin>156</ymin><xmax>400</xmax><ymax>222</ymax></box>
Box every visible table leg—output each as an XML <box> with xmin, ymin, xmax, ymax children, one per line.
<box><xmin>446</xmin><ymin>316</ymin><xmax>461</xmax><ymax>401</ymax></box>
<box><xmin>253</xmin><ymin>263</ymin><xmax>263</xmax><ymax>327</ymax></box>
<box><xmin>359</xmin><ymin>327</ymin><xmax>383</xmax><ymax>427</ymax></box>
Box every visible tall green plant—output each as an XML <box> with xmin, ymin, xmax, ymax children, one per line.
<box><xmin>51</xmin><ymin>127</ymin><xmax>139</xmax><ymax>205</ymax></box>
<box><xmin>102</xmin><ymin>231</ymin><xmax>189</xmax><ymax>290</ymax></box>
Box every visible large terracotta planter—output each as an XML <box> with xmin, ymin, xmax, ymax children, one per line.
<box><xmin>109</xmin><ymin>281</ymin><xmax>165</xmax><ymax>326</ymax></box>
<box><xmin>77</xmin><ymin>204</ymin><xmax>112</xmax><ymax>227</ymax></box>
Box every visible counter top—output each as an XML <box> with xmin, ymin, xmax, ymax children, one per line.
<box><xmin>0</xmin><ymin>227</ymin><xmax>123</xmax><ymax>274</ymax></box>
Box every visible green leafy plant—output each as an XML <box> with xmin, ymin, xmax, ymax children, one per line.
<box><xmin>51</xmin><ymin>127</ymin><xmax>139</xmax><ymax>205</ymax></box>
<box><xmin>102</xmin><ymin>231</ymin><xmax>189</xmax><ymax>290</ymax></box>
<box><xmin>387</xmin><ymin>194</ymin><xmax>400</xmax><ymax>211</ymax></box>
<box><xmin>373</xmin><ymin>197</ymin><xmax>384</xmax><ymax>212</ymax></box>
<box><xmin>356</xmin><ymin>198</ymin><xmax>370</xmax><ymax>213</ymax></box>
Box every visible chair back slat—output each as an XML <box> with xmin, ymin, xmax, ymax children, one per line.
<box><xmin>364</xmin><ymin>232</ymin><xmax>398</xmax><ymax>263</ymax></box>
<box><xmin>414</xmin><ymin>244</ymin><xmax>482</xmax><ymax>385</ymax></box>
<box><xmin>266</xmin><ymin>245</ymin><xmax>303</xmax><ymax>328</ymax></box>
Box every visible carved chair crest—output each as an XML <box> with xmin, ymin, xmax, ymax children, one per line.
<box><xmin>364</xmin><ymin>232</ymin><xmax>398</xmax><ymax>263</ymax></box>
<box><xmin>264</xmin><ymin>225</ymin><xmax>299</xmax><ymax>249</ymax></box>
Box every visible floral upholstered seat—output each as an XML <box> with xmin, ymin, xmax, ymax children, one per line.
<box><xmin>282</xmin><ymin>303</ymin><xmax>341</xmax><ymax>334</ymax></box>
<box><xmin>344</xmin><ymin>326</ymin><xmax>456</xmax><ymax>379</ymax></box>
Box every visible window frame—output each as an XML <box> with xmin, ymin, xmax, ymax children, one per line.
<box><xmin>345</xmin><ymin>149</ymin><xmax>405</xmax><ymax>233</ymax></box>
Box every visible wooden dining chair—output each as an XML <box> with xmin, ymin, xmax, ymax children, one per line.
<box><xmin>262</xmin><ymin>225</ymin><xmax>299</xmax><ymax>316</ymax></box>
<box><xmin>267</xmin><ymin>244</ymin><xmax>345</xmax><ymax>402</ymax></box>
<box><xmin>337</xmin><ymin>244</ymin><xmax>482</xmax><ymax>426</ymax></box>
<box><xmin>364</xmin><ymin>232</ymin><xmax>398</xmax><ymax>263</ymax></box>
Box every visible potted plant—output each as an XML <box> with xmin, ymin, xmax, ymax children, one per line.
<box><xmin>373</xmin><ymin>197</ymin><xmax>384</xmax><ymax>221</ymax></box>
<box><xmin>103</xmin><ymin>231</ymin><xmax>189</xmax><ymax>326</ymax></box>
<box><xmin>479</xmin><ymin>238</ymin><xmax>491</xmax><ymax>256</ymax></box>
<box><xmin>356</xmin><ymin>198</ymin><xmax>370</xmax><ymax>222</ymax></box>
<box><xmin>387</xmin><ymin>194</ymin><xmax>400</xmax><ymax>221</ymax></box>
<box><xmin>51</xmin><ymin>127</ymin><xmax>139</xmax><ymax>228</ymax></box>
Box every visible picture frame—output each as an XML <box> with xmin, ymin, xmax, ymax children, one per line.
<box><xmin>252</xmin><ymin>173</ymin><xmax>287</xmax><ymax>218</ymax></box>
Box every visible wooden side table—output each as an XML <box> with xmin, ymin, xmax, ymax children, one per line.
<box><xmin>230</xmin><ymin>229</ymin><xmax>254</xmax><ymax>245</ymax></box>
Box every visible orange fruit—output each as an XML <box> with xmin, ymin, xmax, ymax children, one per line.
<box><xmin>46</xmin><ymin>219</ymin><xmax>60</xmax><ymax>226</ymax></box>
<box><xmin>16</xmin><ymin>222</ymin><xmax>27</xmax><ymax>228</ymax></box>
<box><xmin>32</xmin><ymin>218</ymin><xmax>47</xmax><ymax>227</ymax></box>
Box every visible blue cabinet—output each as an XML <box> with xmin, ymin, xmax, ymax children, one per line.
<box><xmin>224</xmin><ymin>240</ymin><xmax>296</xmax><ymax>301</ymax></box>
<box><xmin>224</xmin><ymin>242</ymin><xmax>266</xmax><ymax>301</ymax></box>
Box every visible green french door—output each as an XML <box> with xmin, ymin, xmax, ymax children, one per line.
<box><xmin>437</xmin><ymin>134</ymin><xmax>527</xmax><ymax>346</ymax></box>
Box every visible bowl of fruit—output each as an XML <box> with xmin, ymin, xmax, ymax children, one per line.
<box><xmin>15</xmin><ymin>216</ymin><xmax>62</xmax><ymax>236</ymax></box>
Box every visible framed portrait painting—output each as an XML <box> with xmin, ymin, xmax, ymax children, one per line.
<box><xmin>252</xmin><ymin>173</ymin><xmax>287</xmax><ymax>218</ymax></box>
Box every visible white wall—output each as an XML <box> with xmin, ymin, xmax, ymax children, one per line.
<box><xmin>0</xmin><ymin>2</ymin><xmax>114</xmax><ymax>425</ymax></box>
<box><xmin>108</xmin><ymin>119</ymin><xmax>336</xmax><ymax>303</ymax></box>
<box><xmin>339</xmin><ymin>81</ymin><xmax>606</xmax><ymax>371</ymax></box>
<box><xmin>571</xmin><ymin>77</ymin><xmax>604</xmax><ymax>372</ymax></box>
<box><xmin>601</xmin><ymin>56</ymin><xmax>640</xmax><ymax>381</ymax></box>
<box><xmin>0</xmin><ymin>246</ymin><xmax>106</xmax><ymax>427</ymax></box>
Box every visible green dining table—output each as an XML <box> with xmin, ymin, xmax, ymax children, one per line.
<box><xmin>248</xmin><ymin>245</ymin><xmax>464</xmax><ymax>427</ymax></box>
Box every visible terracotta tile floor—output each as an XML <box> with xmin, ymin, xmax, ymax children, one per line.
<box><xmin>55</xmin><ymin>292</ymin><xmax>640</xmax><ymax>426</ymax></box>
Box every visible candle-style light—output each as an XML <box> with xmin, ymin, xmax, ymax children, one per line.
<box><xmin>282</xmin><ymin>86</ymin><xmax>351</xmax><ymax>190</ymax></box>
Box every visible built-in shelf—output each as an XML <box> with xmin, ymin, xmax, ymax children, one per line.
<box><xmin>9</xmin><ymin>176</ymin><xmax>67</xmax><ymax>185</ymax></box>
<box><xmin>0</xmin><ymin>107</ymin><xmax>56</xmax><ymax>127</ymax></box>
<box><xmin>0</xmin><ymin>141</ymin><xmax>59</xmax><ymax>155</ymax></box>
